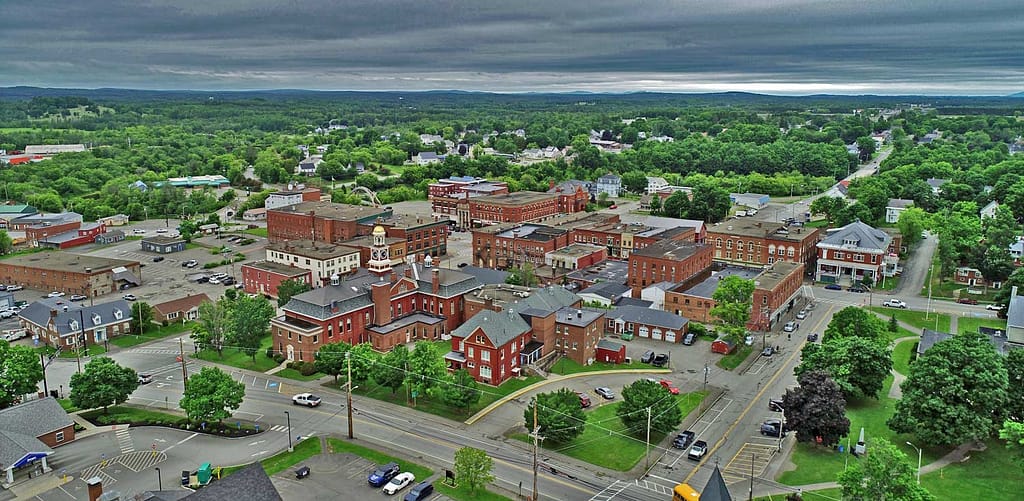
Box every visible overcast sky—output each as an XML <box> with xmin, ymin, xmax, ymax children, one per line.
<box><xmin>1</xmin><ymin>0</ymin><xmax>1022</xmax><ymax>95</ymax></box>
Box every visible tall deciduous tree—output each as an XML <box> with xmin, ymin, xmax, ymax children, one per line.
<box><xmin>69</xmin><ymin>357</ymin><xmax>138</xmax><ymax>413</ymax></box>
<box><xmin>227</xmin><ymin>295</ymin><xmax>274</xmax><ymax>361</ymax></box>
<box><xmin>441</xmin><ymin>369</ymin><xmax>481</xmax><ymax>410</ymax></box>
<box><xmin>837</xmin><ymin>438</ymin><xmax>935</xmax><ymax>501</ymax></box>
<box><xmin>373</xmin><ymin>343</ymin><xmax>408</xmax><ymax>395</ymax></box>
<box><xmin>0</xmin><ymin>230</ymin><xmax>13</xmax><ymax>255</ymax></box>
<box><xmin>810</xmin><ymin>196</ymin><xmax>848</xmax><ymax>227</ymax></box>
<box><xmin>0</xmin><ymin>341</ymin><xmax>44</xmax><ymax>409</ymax></box>
<box><xmin>1005</xmin><ymin>349</ymin><xmax>1024</xmax><ymax>422</ymax></box>
<box><xmin>709</xmin><ymin>276</ymin><xmax>755</xmax><ymax>343</ymax></box>
<box><xmin>796</xmin><ymin>336</ymin><xmax>893</xmax><ymax>399</ymax></box>
<box><xmin>999</xmin><ymin>420</ymin><xmax>1024</xmax><ymax>469</ymax></box>
<box><xmin>130</xmin><ymin>301</ymin><xmax>153</xmax><ymax>334</ymax></box>
<box><xmin>896</xmin><ymin>207</ymin><xmax>929</xmax><ymax>247</ymax></box>
<box><xmin>889</xmin><ymin>331</ymin><xmax>1008</xmax><ymax>445</ymax></box>
<box><xmin>192</xmin><ymin>298</ymin><xmax>229</xmax><ymax>356</ymax></box>
<box><xmin>276</xmin><ymin>278</ymin><xmax>312</xmax><ymax>307</ymax></box>
<box><xmin>617</xmin><ymin>379</ymin><xmax>683</xmax><ymax>435</ymax></box>
<box><xmin>314</xmin><ymin>342</ymin><xmax>352</xmax><ymax>384</ymax></box>
<box><xmin>524</xmin><ymin>389</ymin><xmax>586</xmax><ymax>444</ymax></box>
<box><xmin>783</xmin><ymin>370</ymin><xmax>850</xmax><ymax>447</ymax></box>
<box><xmin>823</xmin><ymin>307</ymin><xmax>889</xmax><ymax>346</ymax></box>
<box><xmin>180</xmin><ymin>366</ymin><xmax>245</xmax><ymax>424</ymax></box>
<box><xmin>406</xmin><ymin>341</ymin><xmax>447</xmax><ymax>398</ymax></box>
<box><xmin>347</xmin><ymin>342</ymin><xmax>380</xmax><ymax>385</ymax></box>
<box><xmin>453</xmin><ymin>446</ymin><xmax>495</xmax><ymax>494</ymax></box>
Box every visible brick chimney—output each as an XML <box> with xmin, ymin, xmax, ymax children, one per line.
<box><xmin>371</xmin><ymin>282</ymin><xmax>391</xmax><ymax>326</ymax></box>
<box><xmin>86</xmin><ymin>476</ymin><xmax>103</xmax><ymax>501</ymax></box>
<box><xmin>432</xmin><ymin>268</ymin><xmax>440</xmax><ymax>295</ymax></box>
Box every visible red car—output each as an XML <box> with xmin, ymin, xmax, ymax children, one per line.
<box><xmin>577</xmin><ymin>392</ymin><xmax>592</xmax><ymax>408</ymax></box>
<box><xmin>956</xmin><ymin>298</ymin><xmax>979</xmax><ymax>305</ymax></box>
<box><xmin>659</xmin><ymin>379</ymin><xmax>680</xmax><ymax>395</ymax></box>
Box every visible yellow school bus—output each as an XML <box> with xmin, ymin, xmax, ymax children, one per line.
<box><xmin>673</xmin><ymin>483</ymin><xmax>700</xmax><ymax>501</ymax></box>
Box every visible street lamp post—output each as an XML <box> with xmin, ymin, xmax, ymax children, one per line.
<box><xmin>285</xmin><ymin>411</ymin><xmax>293</xmax><ymax>452</ymax></box>
<box><xmin>906</xmin><ymin>441</ymin><xmax>922</xmax><ymax>484</ymax></box>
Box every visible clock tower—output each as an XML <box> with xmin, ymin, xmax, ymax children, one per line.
<box><xmin>367</xmin><ymin>225</ymin><xmax>392</xmax><ymax>276</ymax></box>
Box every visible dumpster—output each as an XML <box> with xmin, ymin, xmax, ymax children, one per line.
<box><xmin>196</xmin><ymin>463</ymin><xmax>213</xmax><ymax>486</ymax></box>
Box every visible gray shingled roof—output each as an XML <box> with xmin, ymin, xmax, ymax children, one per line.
<box><xmin>514</xmin><ymin>285</ymin><xmax>579</xmax><ymax>313</ymax></box>
<box><xmin>886</xmin><ymin>198</ymin><xmax>914</xmax><ymax>209</ymax></box>
<box><xmin>457</xmin><ymin>265</ymin><xmax>510</xmax><ymax>285</ymax></box>
<box><xmin>597</xmin><ymin>339</ymin><xmax>623</xmax><ymax>351</ymax></box>
<box><xmin>451</xmin><ymin>309</ymin><xmax>530</xmax><ymax>348</ymax></box>
<box><xmin>554</xmin><ymin>306</ymin><xmax>605</xmax><ymax>327</ymax></box>
<box><xmin>819</xmin><ymin>220</ymin><xmax>892</xmax><ymax>251</ymax></box>
<box><xmin>0</xmin><ymin>397</ymin><xmax>72</xmax><ymax>468</ymax></box>
<box><xmin>606</xmin><ymin>305</ymin><xmax>688</xmax><ymax>330</ymax></box>
<box><xmin>183</xmin><ymin>462</ymin><xmax>281</xmax><ymax>501</ymax></box>
<box><xmin>0</xmin><ymin>429</ymin><xmax>52</xmax><ymax>471</ymax></box>
<box><xmin>19</xmin><ymin>298</ymin><xmax>133</xmax><ymax>338</ymax></box>
<box><xmin>579</xmin><ymin>282</ymin><xmax>630</xmax><ymax>300</ymax></box>
<box><xmin>1009</xmin><ymin>294</ymin><xmax>1024</xmax><ymax>329</ymax></box>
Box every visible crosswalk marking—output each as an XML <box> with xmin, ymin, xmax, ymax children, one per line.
<box><xmin>589</xmin><ymin>480</ymin><xmax>629</xmax><ymax>501</ymax></box>
<box><xmin>115</xmin><ymin>428</ymin><xmax>135</xmax><ymax>454</ymax></box>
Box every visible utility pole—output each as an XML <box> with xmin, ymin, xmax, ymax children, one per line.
<box><xmin>346</xmin><ymin>351</ymin><xmax>354</xmax><ymax>439</ymax></box>
<box><xmin>530</xmin><ymin>403</ymin><xmax>543</xmax><ymax>501</ymax></box>
<box><xmin>644</xmin><ymin>406</ymin><xmax>652</xmax><ymax>471</ymax></box>
<box><xmin>178</xmin><ymin>337</ymin><xmax>188</xmax><ymax>388</ymax></box>
<box><xmin>40</xmin><ymin>352</ymin><xmax>49</xmax><ymax>396</ymax></box>
<box><xmin>748</xmin><ymin>453</ymin><xmax>755</xmax><ymax>501</ymax></box>
<box><xmin>926</xmin><ymin>263</ymin><xmax>934</xmax><ymax>319</ymax></box>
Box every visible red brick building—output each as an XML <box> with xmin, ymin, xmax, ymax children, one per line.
<box><xmin>241</xmin><ymin>261</ymin><xmax>312</xmax><ymax>299</ymax></box>
<box><xmin>628</xmin><ymin>239</ymin><xmax>714</xmax><ymax>294</ymax></box>
<box><xmin>748</xmin><ymin>261</ymin><xmax>806</xmax><ymax>331</ymax></box>
<box><xmin>266</xmin><ymin>201</ymin><xmax>391</xmax><ymax>243</ymax></box>
<box><xmin>0</xmin><ymin>397</ymin><xmax>76</xmax><ymax>483</ymax></box>
<box><xmin>0</xmin><ymin>253</ymin><xmax>141</xmax><ymax>296</ymax></box>
<box><xmin>269</xmin><ymin>261</ymin><xmax>483</xmax><ymax>362</ymax></box>
<box><xmin>470</xmin><ymin>223</ymin><xmax>570</xmax><ymax>269</ymax></box>
<box><xmin>705</xmin><ymin>220</ymin><xmax>820</xmax><ymax>270</ymax></box>
<box><xmin>815</xmin><ymin>220</ymin><xmax>901</xmax><ymax>285</ymax></box>
<box><xmin>428</xmin><ymin>176</ymin><xmax>509</xmax><ymax>219</ymax></box>
<box><xmin>461</xmin><ymin>189</ymin><xmax>587</xmax><ymax>228</ymax></box>
<box><xmin>151</xmin><ymin>293</ymin><xmax>212</xmax><ymax>324</ymax></box>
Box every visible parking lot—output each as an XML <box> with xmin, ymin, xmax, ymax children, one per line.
<box><xmin>271</xmin><ymin>451</ymin><xmax>451</xmax><ymax>501</ymax></box>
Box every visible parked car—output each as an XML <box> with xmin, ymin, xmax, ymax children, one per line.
<box><xmin>155</xmin><ymin>228</ymin><xmax>168</xmax><ymax>233</ymax></box>
<box><xmin>0</xmin><ymin>329</ymin><xmax>28</xmax><ymax>342</ymax></box>
<box><xmin>672</xmin><ymin>430</ymin><xmax>696</xmax><ymax>450</ymax></box>
<box><xmin>138</xmin><ymin>374</ymin><xmax>153</xmax><ymax>384</ymax></box>
<box><xmin>195</xmin><ymin>276</ymin><xmax>210</xmax><ymax>284</ymax></box>
<box><xmin>132</xmin><ymin>228</ymin><xmax>145</xmax><ymax>234</ymax></box>
<box><xmin>806</xmin><ymin>332</ymin><xmax>819</xmax><ymax>342</ymax></box>
<box><xmin>0</xmin><ymin>309</ymin><xmax>16</xmax><ymax>319</ymax></box>
<box><xmin>595</xmin><ymin>387</ymin><xmax>615</xmax><ymax>400</ymax></box>
<box><xmin>6</xmin><ymin>285</ymin><xmax>22</xmax><ymax>291</ymax></box>
<box><xmin>181</xmin><ymin>259</ymin><xmax>199</xmax><ymax>268</ymax></box>
<box><xmin>0</xmin><ymin>284</ymin><xmax>6</xmax><ymax>291</ymax></box>
<box><xmin>687</xmin><ymin>440</ymin><xmax>708</xmax><ymax>460</ymax></box>
<box><xmin>382</xmin><ymin>472</ymin><xmax>415</xmax><ymax>495</ymax></box>
<box><xmin>640</xmin><ymin>350</ymin><xmax>655</xmax><ymax>363</ymax></box>
<box><xmin>152</xmin><ymin>256</ymin><xmax>165</xmax><ymax>262</ymax></box>
<box><xmin>956</xmin><ymin>297</ymin><xmax>979</xmax><ymax>305</ymax></box>
<box><xmin>783</xmin><ymin>321</ymin><xmax>796</xmax><ymax>332</ymax></box>
<box><xmin>403</xmin><ymin>481</ymin><xmax>434</xmax><ymax>501</ymax></box>
<box><xmin>768</xmin><ymin>398</ymin><xmax>784</xmax><ymax>412</ymax></box>
<box><xmin>652</xmin><ymin>353</ymin><xmax>669</xmax><ymax>367</ymax></box>
<box><xmin>760</xmin><ymin>419</ymin><xmax>790</xmax><ymax>436</ymax></box>
<box><xmin>221</xmin><ymin>277</ymin><xmax>236</xmax><ymax>286</ymax></box>
<box><xmin>47</xmin><ymin>291</ymin><xmax>65</xmax><ymax>298</ymax></box>
<box><xmin>761</xmin><ymin>346</ymin><xmax>774</xmax><ymax>357</ymax></box>
<box><xmin>457</xmin><ymin>262</ymin><xmax>468</xmax><ymax>268</ymax></box>
<box><xmin>824</xmin><ymin>284</ymin><xmax>842</xmax><ymax>291</ymax></box>
<box><xmin>795</xmin><ymin>309</ymin><xmax>807</xmax><ymax>320</ymax></box>
<box><xmin>292</xmin><ymin>393</ymin><xmax>322</xmax><ymax>407</ymax></box>
<box><xmin>659</xmin><ymin>379</ymin><xmax>680</xmax><ymax>395</ymax></box>
<box><xmin>577</xmin><ymin>392</ymin><xmax>592</xmax><ymax>408</ymax></box>
<box><xmin>848</xmin><ymin>285</ymin><xmax>868</xmax><ymax>293</ymax></box>
<box><xmin>744</xmin><ymin>335</ymin><xmax>753</xmax><ymax>345</ymax></box>
<box><xmin>987</xmin><ymin>304</ymin><xmax>1004</xmax><ymax>311</ymax></box>
<box><xmin>69</xmin><ymin>294</ymin><xmax>87</xmax><ymax>302</ymax></box>
<box><xmin>122</xmin><ymin>294</ymin><xmax>137</xmax><ymax>301</ymax></box>
<box><xmin>883</xmin><ymin>299</ymin><xmax>907</xmax><ymax>308</ymax></box>
<box><xmin>368</xmin><ymin>462</ymin><xmax>401</xmax><ymax>487</ymax></box>
<box><xmin>683</xmin><ymin>332</ymin><xmax>696</xmax><ymax>345</ymax></box>
<box><xmin>208</xmin><ymin>277</ymin><xmax>221</xmax><ymax>285</ymax></box>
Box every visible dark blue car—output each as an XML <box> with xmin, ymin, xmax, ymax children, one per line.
<box><xmin>824</xmin><ymin>284</ymin><xmax>842</xmax><ymax>290</ymax></box>
<box><xmin>369</xmin><ymin>462</ymin><xmax>400</xmax><ymax>487</ymax></box>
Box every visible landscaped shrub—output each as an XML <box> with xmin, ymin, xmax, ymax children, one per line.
<box><xmin>298</xmin><ymin>362</ymin><xmax>317</xmax><ymax>376</ymax></box>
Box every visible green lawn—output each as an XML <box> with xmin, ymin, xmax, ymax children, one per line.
<box><xmin>921</xmin><ymin>439</ymin><xmax>1023</xmax><ymax>501</ymax></box>
<box><xmin>777</xmin><ymin>376</ymin><xmax>950</xmax><ymax>486</ymax></box>
<box><xmin>275</xmin><ymin>367</ymin><xmax>325</xmax><ymax>381</ymax></box>
<box><xmin>110</xmin><ymin>322</ymin><xmax>194</xmax><ymax>348</ymax></box>
<box><xmin>244</xmin><ymin>227</ymin><xmax>268</xmax><ymax>237</ymax></box>
<box><xmin>327</xmin><ymin>438</ymin><xmax>433</xmax><ymax>481</ymax></box>
<box><xmin>335</xmin><ymin>375</ymin><xmax>544</xmax><ymax>421</ymax></box>
<box><xmin>874</xmin><ymin>275</ymin><xmax>900</xmax><ymax>291</ymax></box>
<box><xmin>717</xmin><ymin>345</ymin><xmax>753</xmax><ymax>370</ymax></box>
<box><xmin>867</xmin><ymin>307</ymin><xmax>950</xmax><ymax>333</ymax></box>
<box><xmin>195</xmin><ymin>335</ymin><xmax>278</xmax><ymax>372</ymax></box>
<box><xmin>223</xmin><ymin>436</ymin><xmax>322</xmax><ymax>476</ymax></box>
<box><xmin>80</xmin><ymin>405</ymin><xmax>187</xmax><ymax>426</ymax></box>
<box><xmin>57</xmin><ymin>399</ymin><xmax>80</xmax><ymax>413</ymax></box>
<box><xmin>59</xmin><ymin>344</ymin><xmax>107</xmax><ymax>358</ymax></box>
<box><xmin>513</xmin><ymin>391</ymin><xmax>706</xmax><ymax>471</ymax></box>
<box><xmin>435</xmin><ymin>482</ymin><xmax>513</xmax><ymax>501</ymax></box>
<box><xmin>892</xmin><ymin>339</ymin><xmax>918</xmax><ymax>376</ymax></box>
<box><xmin>755</xmin><ymin>488</ymin><xmax>842</xmax><ymax>501</ymax></box>
<box><xmin>549</xmin><ymin>358</ymin><xmax>655</xmax><ymax>375</ymax></box>
<box><xmin>957</xmin><ymin>316</ymin><xmax>1006</xmax><ymax>334</ymax></box>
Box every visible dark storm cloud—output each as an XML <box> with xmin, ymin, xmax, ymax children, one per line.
<box><xmin>0</xmin><ymin>0</ymin><xmax>1021</xmax><ymax>94</ymax></box>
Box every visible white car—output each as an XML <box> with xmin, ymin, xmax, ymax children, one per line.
<box><xmin>883</xmin><ymin>299</ymin><xmax>907</xmax><ymax>309</ymax></box>
<box><xmin>132</xmin><ymin>229</ymin><xmax>146</xmax><ymax>234</ymax></box>
<box><xmin>47</xmin><ymin>291</ymin><xmax>65</xmax><ymax>298</ymax></box>
<box><xmin>6</xmin><ymin>285</ymin><xmax>23</xmax><ymax>291</ymax></box>
<box><xmin>292</xmin><ymin>393</ymin><xmax>322</xmax><ymax>407</ymax></box>
<box><xmin>122</xmin><ymin>294</ymin><xmax>137</xmax><ymax>301</ymax></box>
<box><xmin>208</xmin><ymin>277</ymin><xmax>221</xmax><ymax>285</ymax></box>
<box><xmin>783</xmin><ymin>321</ymin><xmax>796</xmax><ymax>332</ymax></box>
<box><xmin>156</xmin><ymin>229</ymin><xmax>168</xmax><ymax>233</ymax></box>
<box><xmin>382</xmin><ymin>472</ymin><xmax>415</xmax><ymax>495</ymax></box>
<box><xmin>0</xmin><ymin>309</ymin><xmax>16</xmax><ymax>319</ymax></box>
<box><xmin>986</xmin><ymin>304</ymin><xmax>1003</xmax><ymax>311</ymax></box>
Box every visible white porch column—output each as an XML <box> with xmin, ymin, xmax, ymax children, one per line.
<box><xmin>5</xmin><ymin>466</ymin><xmax>13</xmax><ymax>485</ymax></box>
<box><xmin>41</xmin><ymin>456</ymin><xmax>50</xmax><ymax>473</ymax></box>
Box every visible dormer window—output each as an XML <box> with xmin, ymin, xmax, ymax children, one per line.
<box><xmin>113</xmin><ymin>309</ymin><xmax>123</xmax><ymax>320</ymax></box>
<box><xmin>92</xmin><ymin>313</ymin><xmax>102</xmax><ymax>326</ymax></box>
<box><xmin>69</xmin><ymin>319</ymin><xmax>79</xmax><ymax>330</ymax></box>
<box><xmin>843</xmin><ymin>238</ymin><xmax>859</xmax><ymax>247</ymax></box>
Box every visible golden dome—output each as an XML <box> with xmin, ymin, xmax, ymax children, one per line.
<box><xmin>372</xmin><ymin>225</ymin><xmax>386</xmax><ymax>235</ymax></box>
